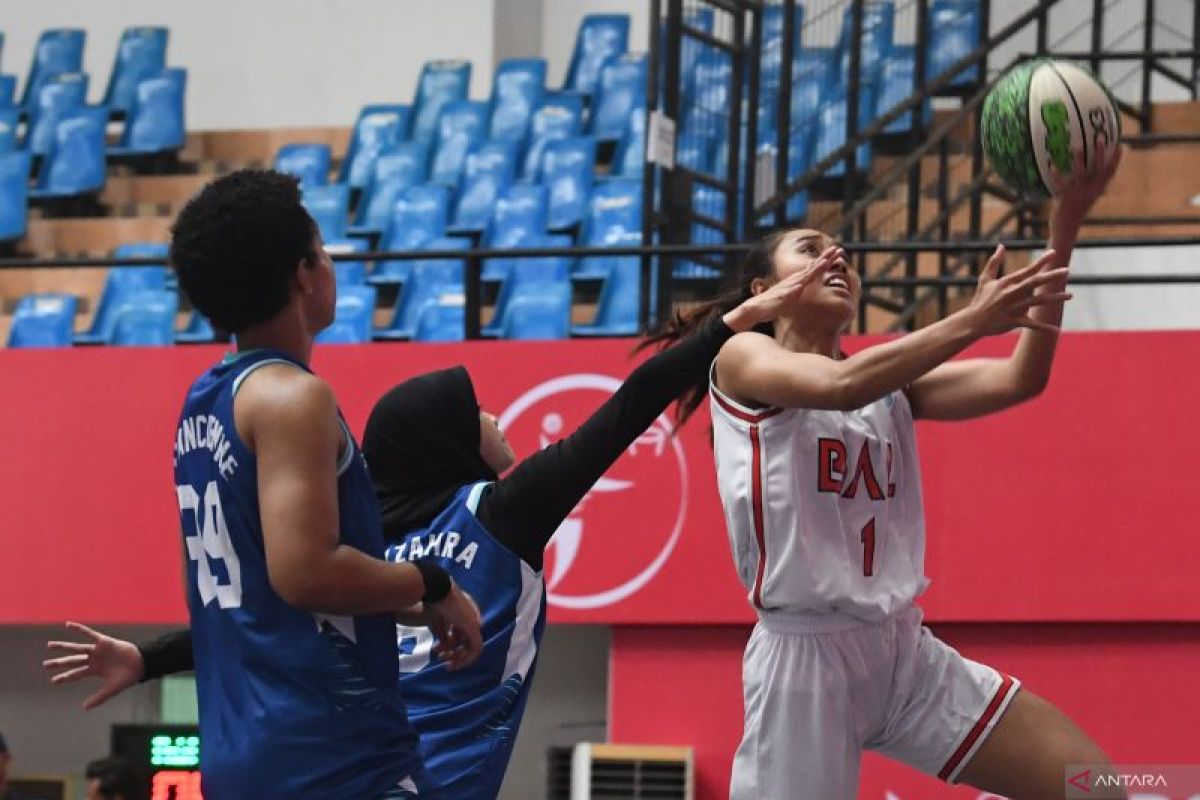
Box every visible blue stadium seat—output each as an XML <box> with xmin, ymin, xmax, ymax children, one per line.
<box><xmin>102</xmin><ymin>27</ymin><xmax>168</xmax><ymax>116</ymax></box>
<box><xmin>489</xmin><ymin>58</ymin><xmax>547</xmax><ymax>144</ymax></box>
<box><xmin>927</xmin><ymin>0</ymin><xmax>982</xmax><ymax>87</ymax></box>
<box><xmin>324</xmin><ymin>238</ymin><xmax>369</xmax><ymax>285</ymax></box>
<box><xmin>449</xmin><ymin>141</ymin><xmax>518</xmax><ymax>234</ymax></box>
<box><xmin>315</xmin><ymin>285</ymin><xmax>377</xmax><ymax>344</ymax></box>
<box><xmin>75</xmin><ymin>265</ymin><xmax>169</xmax><ymax>344</ymax></box>
<box><xmin>0</xmin><ymin>150</ymin><xmax>31</xmax><ymax>243</ymax></box>
<box><xmin>540</xmin><ymin>137</ymin><xmax>596</xmax><ymax>231</ymax></box>
<box><xmin>410</xmin><ymin>60</ymin><xmax>472</xmax><ymax>145</ymax></box>
<box><xmin>588</xmin><ymin>53</ymin><xmax>647</xmax><ymax>143</ymax></box>
<box><xmin>812</xmin><ymin>79</ymin><xmax>876</xmax><ymax>177</ymax></box>
<box><xmin>370</xmin><ymin>183</ymin><xmax>452</xmax><ymax>285</ymax></box>
<box><xmin>110</xmin><ymin>289</ymin><xmax>179</xmax><ymax>346</ymax></box>
<box><xmin>109</xmin><ymin>68</ymin><xmax>187</xmax><ymax>156</ymax></box>
<box><xmin>303</xmin><ymin>183</ymin><xmax>350</xmax><ymax>242</ymax></box>
<box><xmin>176</xmin><ymin>309</ymin><xmax>215</xmax><ymax>344</ymax></box>
<box><xmin>27</xmin><ymin>73</ymin><xmax>88</xmax><ymax>157</ymax></box>
<box><xmin>486</xmin><ymin>184</ymin><xmax>549</xmax><ymax>247</ymax></box>
<box><xmin>0</xmin><ymin>108</ymin><xmax>21</xmax><ymax>153</ymax></box>
<box><xmin>21</xmin><ymin>29</ymin><xmax>86</xmax><ymax>109</ymax></box>
<box><xmin>613</xmin><ymin>107</ymin><xmax>645</xmax><ymax>178</ymax></box>
<box><xmin>521</xmin><ymin>92</ymin><xmax>584</xmax><ymax>181</ymax></box>
<box><xmin>340</xmin><ymin>104</ymin><xmax>409</xmax><ymax>189</ymax></box>
<box><xmin>274</xmin><ymin>143</ymin><xmax>331</xmax><ymax>190</ymax></box>
<box><xmin>413</xmin><ymin>294</ymin><xmax>467</xmax><ymax>342</ymax></box>
<box><xmin>7</xmin><ymin>293</ymin><xmax>78</xmax><ymax>348</ymax></box>
<box><xmin>836</xmin><ymin>1</ymin><xmax>895</xmax><ymax>82</ymax></box>
<box><xmin>790</xmin><ymin>48</ymin><xmax>835</xmax><ymax>127</ymax></box>
<box><xmin>378</xmin><ymin>237</ymin><xmax>469</xmax><ymax>340</ymax></box>
<box><xmin>576</xmin><ymin>178</ymin><xmax>641</xmax><ymax>280</ymax></box>
<box><xmin>563</xmin><ymin>14</ymin><xmax>630</xmax><ymax>96</ymax></box>
<box><xmin>113</xmin><ymin>241</ymin><xmax>169</xmax><ymax>261</ymax></box>
<box><xmin>349</xmin><ymin>141</ymin><xmax>430</xmax><ymax>238</ymax></box>
<box><xmin>30</xmin><ymin>107</ymin><xmax>108</xmax><ymax>199</ymax></box>
<box><xmin>484</xmin><ymin>233</ymin><xmax>572</xmax><ymax>337</ymax></box>
<box><xmin>678</xmin><ymin>49</ymin><xmax>730</xmax><ymax>176</ymax></box>
<box><xmin>0</xmin><ymin>75</ymin><xmax>18</xmax><ymax>109</ymax></box>
<box><xmin>677</xmin><ymin>184</ymin><xmax>726</xmax><ymax>280</ymax></box>
<box><xmin>429</xmin><ymin>100</ymin><xmax>489</xmax><ymax>186</ymax></box>
<box><xmin>877</xmin><ymin>46</ymin><xmax>932</xmax><ymax>134</ymax></box>
<box><xmin>500</xmin><ymin>282</ymin><xmax>572</xmax><ymax>341</ymax></box>
<box><xmin>572</xmin><ymin>242</ymin><xmax>642</xmax><ymax>337</ymax></box>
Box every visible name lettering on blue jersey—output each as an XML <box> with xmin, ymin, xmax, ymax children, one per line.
<box><xmin>391</xmin><ymin>530</ymin><xmax>479</xmax><ymax>569</ymax></box>
<box><xmin>174</xmin><ymin>413</ymin><xmax>239</xmax><ymax>479</ymax></box>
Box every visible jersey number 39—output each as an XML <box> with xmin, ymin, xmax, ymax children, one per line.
<box><xmin>177</xmin><ymin>481</ymin><xmax>243</xmax><ymax>609</ymax></box>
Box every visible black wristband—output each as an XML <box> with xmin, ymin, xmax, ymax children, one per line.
<box><xmin>412</xmin><ymin>558</ymin><xmax>452</xmax><ymax>604</ymax></box>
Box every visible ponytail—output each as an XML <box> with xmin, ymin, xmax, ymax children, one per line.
<box><xmin>637</xmin><ymin>228</ymin><xmax>794</xmax><ymax>427</ymax></box>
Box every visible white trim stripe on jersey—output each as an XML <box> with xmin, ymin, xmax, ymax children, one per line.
<box><xmin>230</xmin><ymin>357</ymin><xmax>298</xmax><ymax>396</ymax></box>
<box><xmin>709</xmin><ymin>378</ymin><xmax>784</xmax><ymax>424</ymax></box>
<box><xmin>938</xmin><ymin>673</ymin><xmax>1020</xmax><ymax>782</ymax></box>
<box><xmin>501</xmin><ymin>561</ymin><xmax>544</xmax><ymax>683</ymax></box>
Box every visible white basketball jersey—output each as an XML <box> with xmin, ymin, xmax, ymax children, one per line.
<box><xmin>710</xmin><ymin>374</ymin><xmax>930</xmax><ymax>621</ymax></box>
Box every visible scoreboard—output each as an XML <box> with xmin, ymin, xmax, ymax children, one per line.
<box><xmin>111</xmin><ymin>724</ymin><xmax>202</xmax><ymax>800</ymax></box>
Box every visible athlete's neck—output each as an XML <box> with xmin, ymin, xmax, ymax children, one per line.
<box><xmin>235</xmin><ymin>306</ymin><xmax>314</xmax><ymax>365</ymax></box>
<box><xmin>774</xmin><ymin>317</ymin><xmax>841</xmax><ymax>359</ymax></box>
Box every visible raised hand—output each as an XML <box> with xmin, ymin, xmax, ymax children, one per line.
<box><xmin>724</xmin><ymin>245</ymin><xmax>848</xmax><ymax>332</ymax></box>
<box><xmin>963</xmin><ymin>245</ymin><xmax>1072</xmax><ymax>336</ymax></box>
<box><xmin>1053</xmin><ymin>144</ymin><xmax>1124</xmax><ymax>224</ymax></box>
<box><xmin>44</xmin><ymin>621</ymin><xmax>144</xmax><ymax>710</ymax></box>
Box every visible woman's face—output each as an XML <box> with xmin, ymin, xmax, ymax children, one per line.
<box><xmin>479</xmin><ymin>411</ymin><xmax>516</xmax><ymax>473</ymax></box>
<box><xmin>762</xmin><ymin>228</ymin><xmax>859</xmax><ymax>329</ymax></box>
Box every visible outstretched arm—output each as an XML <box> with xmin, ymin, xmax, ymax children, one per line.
<box><xmin>907</xmin><ymin>147</ymin><xmax>1122</xmax><ymax>421</ymax></box>
<box><xmin>44</xmin><ymin>622</ymin><xmax>194</xmax><ymax>710</ymax></box>
<box><xmin>479</xmin><ymin>255</ymin><xmax>838</xmax><ymax>569</ymax></box>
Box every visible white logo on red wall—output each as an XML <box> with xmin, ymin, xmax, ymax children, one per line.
<box><xmin>499</xmin><ymin>374</ymin><xmax>689</xmax><ymax>610</ymax></box>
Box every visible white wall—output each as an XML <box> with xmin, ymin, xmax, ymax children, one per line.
<box><xmin>1063</xmin><ymin>245</ymin><xmax>1200</xmax><ymax>330</ymax></box>
<box><xmin>0</xmin><ymin>0</ymin><xmax>496</xmax><ymax>130</ymax></box>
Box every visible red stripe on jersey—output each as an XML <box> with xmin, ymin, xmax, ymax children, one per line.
<box><xmin>749</xmin><ymin>424</ymin><xmax>767</xmax><ymax>609</ymax></box>
<box><xmin>937</xmin><ymin>674</ymin><xmax>1017</xmax><ymax>781</ymax></box>
<box><xmin>711</xmin><ymin>390</ymin><xmax>784</xmax><ymax>424</ymax></box>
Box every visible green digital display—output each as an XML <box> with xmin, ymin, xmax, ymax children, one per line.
<box><xmin>148</xmin><ymin>733</ymin><xmax>200</xmax><ymax>768</ymax></box>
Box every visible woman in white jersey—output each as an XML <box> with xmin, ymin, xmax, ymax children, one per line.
<box><xmin>645</xmin><ymin>148</ymin><xmax>1122</xmax><ymax>800</ymax></box>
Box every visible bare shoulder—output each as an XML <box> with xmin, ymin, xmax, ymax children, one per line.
<box><xmin>717</xmin><ymin>331</ymin><xmax>779</xmax><ymax>374</ymax></box>
<box><xmin>235</xmin><ymin>366</ymin><xmax>338</xmax><ymax>452</ymax></box>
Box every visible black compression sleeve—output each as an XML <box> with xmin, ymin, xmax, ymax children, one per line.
<box><xmin>477</xmin><ymin>318</ymin><xmax>735</xmax><ymax>569</ymax></box>
<box><xmin>137</xmin><ymin>628</ymin><xmax>195</xmax><ymax>682</ymax></box>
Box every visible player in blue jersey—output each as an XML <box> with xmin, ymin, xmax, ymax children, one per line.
<box><xmin>45</xmin><ymin>247</ymin><xmax>828</xmax><ymax>797</ymax></box>
<box><xmin>43</xmin><ymin>170</ymin><xmax>482</xmax><ymax>800</ymax></box>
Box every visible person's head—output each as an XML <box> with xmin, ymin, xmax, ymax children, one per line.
<box><xmin>0</xmin><ymin>732</ymin><xmax>9</xmax><ymax>794</ymax></box>
<box><xmin>169</xmin><ymin>169</ymin><xmax>334</xmax><ymax>338</ymax></box>
<box><xmin>363</xmin><ymin>367</ymin><xmax>515</xmax><ymax>538</ymax></box>
<box><xmin>642</xmin><ymin>227</ymin><xmax>858</xmax><ymax>424</ymax></box>
<box><xmin>84</xmin><ymin>757</ymin><xmax>146</xmax><ymax>800</ymax></box>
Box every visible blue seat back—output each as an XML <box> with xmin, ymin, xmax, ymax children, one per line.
<box><xmin>837</xmin><ymin>1</ymin><xmax>895</xmax><ymax>81</ymax></box>
<box><xmin>584</xmin><ymin>179</ymin><xmax>642</xmax><ymax>244</ymax></box>
<box><xmin>928</xmin><ymin>0</ymin><xmax>981</xmax><ymax>85</ymax></box>
<box><xmin>540</xmin><ymin>137</ymin><xmax>596</xmax><ymax>230</ymax></box>
<box><xmin>325</xmin><ymin>238</ymin><xmax>368</xmax><ymax>285</ymax></box>
<box><xmin>274</xmin><ymin>143</ymin><xmax>331</xmax><ymax>190</ymax></box>
<box><xmin>38</xmin><ymin>106</ymin><xmax>107</xmax><ymax>196</ymax></box>
<box><xmin>486</xmin><ymin>184</ymin><xmax>549</xmax><ymax>247</ymax></box>
<box><xmin>452</xmin><ymin>141</ymin><xmax>517</xmax><ymax>232</ymax></box>
<box><xmin>410</xmin><ymin>60</ymin><xmax>471</xmax><ymax>145</ymax></box>
<box><xmin>22</xmin><ymin>29</ymin><xmax>86</xmax><ymax>108</ymax></box>
<box><xmin>303</xmin><ymin>184</ymin><xmax>350</xmax><ymax>242</ymax></box>
<box><xmin>592</xmin><ymin>238</ymin><xmax>642</xmax><ymax>331</ymax></box>
<box><xmin>588</xmin><ymin>53</ymin><xmax>647</xmax><ymax>141</ymax></box>
<box><xmin>119</xmin><ymin>68</ymin><xmax>187</xmax><ymax>153</ymax></box>
<box><xmin>0</xmin><ymin>76</ymin><xmax>17</xmax><ymax>109</ymax></box>
<box><xmin>500</xmin><ymin>282</ymin><xmax>571</xmax><ymax>340</ymax></box>
<box><xmin>490</xmin><ymin>58</ymin><xmax>547</xmax><ymax>143</ymax></box>
<box><xmin>430</xmin><ymin>100</ymin><xmax>488</xmax><ymax>186</ymax></box>
<box><xmin>791</xmin><ymin>49</ymin><xmax>836</xmax><ymax>126</ymax></box>
<box><xmin>521</xmin><ymin>92</ymin><xmax>584</xmax><ymax>180</ymax></box>
<box><xmin>85</xmin><ymin>265</ymin><xmax>169</xmax><ymax>340</ymax></box>
<box><xmin>384</xmin><ymin>237</ymin><xmax>470</xmax><ymax>338</ymax></box>
<box><xmin>614</xmin><ymin>108</ymin><xmax>645</xmax><ymax>178</ymax></box>
<box><xmin>0</xmin><ymin>150</ymin><xmax>31</xmax><ymax>242</ymax></box>
<box><xmin>110</xmin><ymin>289</ymin><xmax>179</xmax><ymax>346</ymax></box>
<box><xmin>564</xmin><ymin>14</ymin><xmax>630</xmax><ymax>96</ymax></box>
<box><xmin>878</xmin><ymin>46</ymin><xmax>932</xmax><ymax>133</ymax></box>
<box><xmin>28</xmin><ymin>73</ymin><xmax>89</xmax><ymax>156</ymax></box>
<box><xmin>413</xmin><ymin>295</ymin><xmax>466</xmax><ymax>342</ymax></box>
<box><xmin>113</xmin><ymin>242</ymin><xmax>169</xmax><ymax>262</ymax></box>
<box><xmin>316</xmin><ymin>285</ymin><xmax>376</xmax><ymax>344</ymax></box>
<box><xmin>8</xmin><ymin>293</ymin><xmax>78</xmax><ymax>348</ymax></box>
<box><xmin>385</xmin><ymin>183</ymin><xmax>451</xmax><ymax>250</ymax></box>
<box><xmin>812</xmin><ymin>81</ymin><xmax>876</xmax><ymax>176</ymax></box>
<box><xmin>341</xmin><ymin>104</ymin><xmax>409</xmax><ymax>188</ymax></box>
<box><xmin>354</xmin><ymin>141</ymin><xmax>430</xmax><ymax>230</ymax></box>
<box><xmin>103</xmin><ymin>27</ymin><xmax>168</xmax><ymax>114</ymax></box>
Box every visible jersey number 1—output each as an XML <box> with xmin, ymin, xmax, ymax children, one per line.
<box><xmin>177</xmin><ymin>481</ymin><xmax>243</xmax><ymax>609</ymax></box>
<box><xmin>861</xmin><ymin>518</ymin><xmax>876</xmax><ymax>577</ymax></box>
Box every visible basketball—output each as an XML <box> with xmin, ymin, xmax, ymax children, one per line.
<box><xmin>981</xmin><ymin>59</ymin><xmax>1121</xmax><ymax>198</ymax></box>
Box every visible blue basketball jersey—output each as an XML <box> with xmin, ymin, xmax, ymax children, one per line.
<box><xmin>173</xmin><ymin>350</ymin><xmax>429</xmax><ymax>800</ymax></box>
<box><xmin>384</xmin><ymin>483</ymin><xmax>547</xmax><ymax>800</ymax></box>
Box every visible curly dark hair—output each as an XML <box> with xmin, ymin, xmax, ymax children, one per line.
<box><xmin>169</xmin><ymin>169</ymin><xmax>318</xmax><ymax>332</ymax></box>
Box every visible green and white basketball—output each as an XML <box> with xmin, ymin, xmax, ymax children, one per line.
<box><xmin>981</xmin><ymin>59</ymin><xmax>1121</xmax><ymax>198</ymax></box>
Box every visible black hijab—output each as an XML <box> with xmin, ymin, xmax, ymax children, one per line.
<box><xmin>363</xmin><ymin>366</ymin><xmax>498</xmax><ymax>540</ymax></box>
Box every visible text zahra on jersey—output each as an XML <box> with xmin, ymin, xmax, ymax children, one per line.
<box><xmin>392</xmin><ymin>531</ymin><xmax>478</xmax><ymax>570</ymax></box>
<box><xmin>175</xmin><ymin>414</ymin><xmax>239</xmax><ymax>480</ymax></box>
